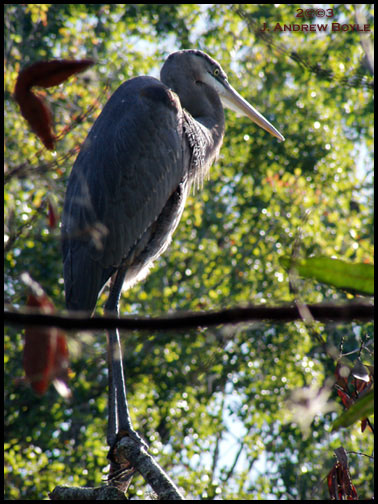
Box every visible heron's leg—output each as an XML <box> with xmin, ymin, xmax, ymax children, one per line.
<box><xmin>105</xmin><ymin>264</ymin><xmax>146</xmax><ymax>448</ymax></box>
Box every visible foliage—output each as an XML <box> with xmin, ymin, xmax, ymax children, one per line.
<box><xmin>4</xmin><ymin>4</ymin><xmax>373</xmax><ymax>500</ymax></box>
<box><xmin>279</xmin><ymin>256</ymin><xmax>374</xmax><ymax>295</ymax></box>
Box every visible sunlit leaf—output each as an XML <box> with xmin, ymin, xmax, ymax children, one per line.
<box><xmin>279</xmin><ymin>256</ymin><xmax>374</xmax><ymax>295</ymax></box>
<box><xmin>332</xmin><ymin>390</ymin><xmax>374</xmax><ymax>431</ymax></box>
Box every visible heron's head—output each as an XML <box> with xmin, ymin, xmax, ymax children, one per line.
<box><xmin>161</xmin><ymin>50</ymin><xmax>284</xmax><ymax>142</ymax></box>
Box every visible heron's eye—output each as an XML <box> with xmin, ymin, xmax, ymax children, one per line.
<box><xmin>213</xmin><ymin>68</ymin><xmax>220</xmax><ymax>77</ymax></box>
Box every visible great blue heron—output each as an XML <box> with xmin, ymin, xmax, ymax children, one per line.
<box><xmin>62</xmin><ymin>50</ymin><xmax>284</xmax><ymax>458</ymax></box>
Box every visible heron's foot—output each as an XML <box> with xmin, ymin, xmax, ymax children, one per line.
<box><xmin>107</xmin><ymin>427</ymin><xmax>148</xmax><ymax>491</ymax></box>
<box><xmin>106</xmin><ymin>464</ymin><xmax>136</xmax><ymax>493</ymax></box>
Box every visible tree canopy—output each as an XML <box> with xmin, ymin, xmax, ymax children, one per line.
<box><xmin>4</xmin><ymin>4</ymin><xmax>374</xmax><ymax>500</ymax></box>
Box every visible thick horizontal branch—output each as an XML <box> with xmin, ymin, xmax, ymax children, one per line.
<box><xmin>49</xmin><ymin>484</ymin><xmax>127</xmax><ymax>500</ymax></box>
<box><xmin>4</xmin><ymin>302</ymin><xmax>373</xmax><ymax>332</ymax></box>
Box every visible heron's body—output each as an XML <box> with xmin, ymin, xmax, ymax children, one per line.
<box><xmin>61</xmin><ymin>50</ymin><xmax>284</xmax><ymax>461</ymax></box>
<box><xmin>63</xmin><ymin>69</ymin><xmax>224</xmax><ymax>312</ymax></box>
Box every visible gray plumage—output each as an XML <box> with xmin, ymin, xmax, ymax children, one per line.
<box><xmin>62</xmin><ymin>50</ymin><xmax>284</xmax><ymax>313</ymax></box>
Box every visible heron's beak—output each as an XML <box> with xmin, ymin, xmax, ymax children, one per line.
<box><xmin>220</xmin><ymin>81</ymin><xmax>285</xmax><ymax>142</ymax></box>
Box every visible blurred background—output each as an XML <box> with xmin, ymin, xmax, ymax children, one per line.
<box><xmin>4</xmin><ymin>4</ymin><xmax>374</xmax><ymax>500</ymax></box>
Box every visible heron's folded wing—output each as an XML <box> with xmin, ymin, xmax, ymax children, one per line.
<box><xmin>62</xmin><ymin>76</ymin><xmax>187</xmax><ymax>311</ymax></box>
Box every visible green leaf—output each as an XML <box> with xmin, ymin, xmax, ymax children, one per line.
<box><xmin>279</xmin><ymin>256</ymin><xmax>374</xmax><ymax>295</ymax></box>
<box><xmin>332</xmin><ymin>390</ymin><xmax>374</xmax><ymax>431</ymax></box>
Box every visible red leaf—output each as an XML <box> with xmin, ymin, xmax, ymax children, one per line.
<box><xmin>23</xmin><ymin>290</ymin><xmax>70</xmax><ymax>397</ymax></box>
<box><xmin>336</xmin><ymin>388</ymin><xmax>353</xmax><ymax>409</ymax></box>
<box><xmin>354</xmin><ymin>377</ymin><xmax>370</xmax><ymax>395</ymax></box>
<box><xmin>14</xmin><ymin>59</ymin><xmax>94</xmax><ymax>150</ymax></box>
<box><xmin>361</xmin><ymin>418</ymin><xmax>367</xmax><ymax>433</ymax></box>
<box><xmin>47</xmin><ymin>197</ymin><xmax>59</xmax><ymax>229</ymax></box>
<box><xmin>15</xmin><ymin>89</ymin><xmax>55</xmax><ymax>150</ymax></box>
<box><xmin>14</xmin><ymin>59</ymin><xmax>94</xmax><ymax>90</ymax></box>
<box><xmin>327</xmin><ymin>448</ymin><xmax>359</xmax><ymax>500</ymax></box>
<box><xmin>327</xmin><ymin>465</ymin><xmax>338</xmax><ymax>500</ymax></box>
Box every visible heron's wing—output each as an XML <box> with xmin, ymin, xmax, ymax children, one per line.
<box><xmin>62</xmin><ymin>76</ymin><xmax>188</xmax><ymax>311</ymax></box>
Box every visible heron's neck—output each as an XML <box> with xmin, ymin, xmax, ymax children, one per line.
<box><xmin>180</xmin><ymin>84</ymin><xmax>225</xmax><ymax>151</ymax></box>
<box><xmin>161</xmin><ymin>71</ymin><xmax>225</xmax><ymax>184</ymax></box>
<box><xmin>193</xmin><ymin>110</ymin><xmax>224</xmax><ymax>149</ymax></box>
<box><xmin>182</xmin><ymin>86</ymin><xmax>225</xmax><ymax>175</ymax></box>
<box><xmin>190</xmin><ymin>110</ymin><xmax>224</xmax><ymax>162</ymax></box>
<box><xmin>182</xmin><ymin>109</ymin><xmax>223</xmax><ymax>190</ymax></box>
<box><xmin>162</xmin><ymin>72</ymin><xmax>225</xmax><ymax>153</ymax></box>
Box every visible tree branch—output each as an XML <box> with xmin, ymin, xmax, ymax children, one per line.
<box><xmin>113</xmin><ymin>436</ymin><xmax>185</xmax><ymax>500</ymax></box>
<box><xmin>49</xmin><ymin>484</ymin><xmax>127</xmax><ymax>500</ymax></box>
<box><xmin>49</xmin><ymin>436</ymin><xmax>184</xmax><ymax>500</ymax></box>
<box><xmin>4</xmin><ymin>301</ymin><xmax>374</xmax><ymax>332</ymax></box>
